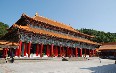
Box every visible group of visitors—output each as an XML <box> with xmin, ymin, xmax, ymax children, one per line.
<box><xmin>4</xmin><ymin>50</ymin><xmax>14</xmax><ymax>63</ymax></box>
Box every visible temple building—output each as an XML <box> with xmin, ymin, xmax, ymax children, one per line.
<box><xmin>98</xmin><ymin>42</ymin><xmax>116</xmax><ymax>58</ymax></box>
<box><xmin>0</xmin><ymin>13</ymin><xmax>100</xmax><ymax>58</ymax></box>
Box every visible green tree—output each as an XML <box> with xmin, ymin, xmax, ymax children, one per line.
<box><xmin>79</xmin><ymin>28</ymin><xmax>116</xmax><ymax>43</ymax></box>
<box><xmin>0</xmin><ymin>22</ymin><xmax>9</xmax><ymax>38</ymax></box>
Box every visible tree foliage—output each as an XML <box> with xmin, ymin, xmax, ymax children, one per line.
<box><xmin>79</xmin><ymin>28</ymin><xmax>116</xmax><ymax>43</ymax></box>
<box><xmin>0</xmin><ymin>22</ymin><xmax>9</xmax><ymax>38</ymax></box>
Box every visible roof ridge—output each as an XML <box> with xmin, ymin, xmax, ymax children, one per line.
<box><xmin>35</xmin><ymin>15</ymin><xmax>73</xmax><ymax>28</ymax></box>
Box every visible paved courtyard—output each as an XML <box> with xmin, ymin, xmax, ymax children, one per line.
<box><xmin>0</xmin><ymin>57</ymin><xmax>116</xmax><ymax>73</ymax></box>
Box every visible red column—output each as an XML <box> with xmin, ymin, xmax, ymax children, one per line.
<box><xmin>36</xmin><ymin>44</ymin><xmax>39</xmax><ymax>56</ymax></box>
<box><xmin>28</xmin><ymin>42</ymin><xmax>31</xmax><ymax>57</ymax></box>
<box><xmin>60</xmin><ymin>45</ymin><xmax>62</xmax><ymax>57</ymax></box>
<box><xmin>56</xmin><ymin>46</ymin><xmax>58</xmax><ymax>57</ymax></box>
<box><xmin>55</xmin><ymin>46</ymin><xmax>58</xmax><ymax>57</ymax></box>
<box><xmin>91</xmin><ymin>50</ymin><xmax>93</xmax><ymax>57</ymax></box>
<box><xmin>85</xmin><ymin>49</ymin><xmax>86</xmax><ymax>57</ymax></box>
<box><xmin>15</xmin><ymin>49</ymin><xmax>17</xmax><ymax>56</ymax></box>
<box><xmin>69</xmin><ymin>48</ymin><xmax>71</xmax><ymax>57</ymax></box>
<box><xmin>80</xmin><ymin>48</ymin><xmax>82</xmax><ymax>57</ymax></box>
<box><xmin>62</xmin><ymin>47</ymin><xmax>64</xmax><ymax>56</ymax></box>
<box><xmin>15</xmin><ymin>48</ymin><xmax>18</xmax><ymax>56</ymax></box>
<box><xmin>5</xmin><ymin>48</ymin><xmax>8</xmax><ymax>56</ymax></box>
<box><xmin>70</xmin><ymin>48</ymin><xmax>72</xmax><ymax>56</ymax></box>
<box><xmin>77</xmin><ymin>48</ymin><xmax>78</xmax><ymax>57</ymax></box>
<box><xmin>46</xmin><ymin>44</ymin><xmax>50</xmax><ymax>57</ymax></box>
<box><xmin>24</xmin><ymin>43</ymin><xmax>27</xmax><ymax>56</ymax></box>
<box><xmin>94</xmin><ymin>49</ymin><xmax>96</xmax><ymax>56</ymax></box>
<box><xmin>51</xmin><ymin>44</ymin><xmax>54</xmax><ymax>57</ymax></box>
<box><xmin>40</xmin><ymin>44</ymin><xmax>43</xmax><ymax>57</ymax></box>
<box><xmin>75</xmin><ymin>47</ymin><xmax>77</xmax><ymax>57</ymax></box>
<box><xmin>46</xmin><ymin>45</ymin><xmax>48</xmax><ymax>56</ymax></box>
<box><xmin>89</xmin><ymin>49</ymin><xmax>91</xmax><ymax>57</ymax></box>
<box><xmin>92</xmin><ymin>50</ymin><xmax>94</xmax><ymax>57</ymax></box>
<box><xmin>68</xmin><ymin>47</ymin><xmax>70</xmax><ymax>57</ymax></box>
<box><xmin>17</xmin><ymin>48</ymin><xmax>19</xmax><ymax>57</ymax></box>
<box><xmin>3</xmin><ymin>48</ymin><xmax>8</xmax><ymax>58</ymax></box>
<box><xmin>86</xmin><ymin>49</ymin><xmax>88</xmax><ymax>55</ymax></box>
<box><xmin>67</xmin><ymin>47</ymin><xmax>69</xmax><ymax>57</ymax></box>
<box><xmin>46</xmin><ymin>44</ymin><xmax>48</xmax><ymax>56</ymax></box>
<box><xmin>38</xmin><ymin>44</ymin><xmax>40</xmax><ymax>55</ymax></box>
<box><xmin>71</xmin><ymin>48</ymin><xmax>73</xmax><ymax>56</ymax></box>
<box><xmin>18</xmin><ymin>41</ymin><xmax>22</xmax><ymax>57</ymax></box>
<box><xmin>53</xmin><ymin>46</ymin><xmax>56</xmax><ymax>56</ymax></box>
<box><xmin>3</xmin><ymin>48</ymin><xmax>5</xmax><ymax>58</ymax></box>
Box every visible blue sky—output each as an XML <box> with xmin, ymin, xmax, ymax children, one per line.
<box><xmin>0</xmin><ymin>0</ymin><xmax>116</xmax><ymax>33</ymax></box>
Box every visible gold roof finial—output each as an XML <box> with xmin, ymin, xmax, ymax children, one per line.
<box><xmin>22</xmin><ymin>13</ymin><xmax>26</xmax><ymax>16</ymax></box>
<box><xmin>35</xmin><ymin>12</ymin><xmax>39</xmax><ymax>16</ymax></box>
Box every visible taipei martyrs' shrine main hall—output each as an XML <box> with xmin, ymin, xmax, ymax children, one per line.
<box><xmin>0</xmin><ymin>13</ymin><xmax>100</xmax><ymax>58</ymax></box>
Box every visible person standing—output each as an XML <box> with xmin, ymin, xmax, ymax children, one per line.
<box><xmin>99</xmin><ymin>58</ymin><xmax>101</xmax><ymax>63</ymax></box>
<box><xmin>5</xmin><ymin>54</ymin><xmax>8</xmax><ymax>63</ymax></box>
<box><xmin>10</xmin><ymin>48</ymin><xmax>14</xmax><ymax>63</ymax></box>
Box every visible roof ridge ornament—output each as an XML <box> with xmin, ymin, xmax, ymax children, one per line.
<box><xmin>35</xmin><ymin>12</ymin><xmax>39</xmax><ymax>16</ymax></box>
<box><xmin>22</xmin><ymin>13</ymin><xmax>26</xmax><ymax>16</ymax></box>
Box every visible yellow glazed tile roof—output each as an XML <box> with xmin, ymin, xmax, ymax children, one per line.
<box><xmin>98</xmin><ymin>43</ymin><xmax>116</xmax><ymax>50</ymax></box>
<box><xmin>22</xmin><ymin>14</ymin><xmax>94</xmax><ymax>38</ymax></box>
<box><xmin>0</xmin><ymin>40</ymin><xmax>18</xmax><ymax>46</ymax></box>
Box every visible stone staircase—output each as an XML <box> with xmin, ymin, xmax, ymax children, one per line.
<box><xmin>65</xmin><ymin>57</ymin><xmax>87</xmax><ymax>61</ymax></box>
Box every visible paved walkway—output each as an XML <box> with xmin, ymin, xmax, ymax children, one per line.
<box><xmin>0</xmin><ymin>57</ymin><xmax>116</xmax><ymax>73</ymax></box>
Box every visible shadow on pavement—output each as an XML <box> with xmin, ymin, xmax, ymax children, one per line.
<box><xmin>80</xmin><ymin>64</ymin><xmax>116</xmax><ymax>73</ymax></box>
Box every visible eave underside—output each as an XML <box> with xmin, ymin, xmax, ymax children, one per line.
<box><xmin>13</xmin><ymin>24</ymin><xmax>99</xmax><ymax>46</ymax></box>
<box><xmin>0</xmin><ymin>40</ymin><xmax>18</xmax><ymax>48</ymax></box>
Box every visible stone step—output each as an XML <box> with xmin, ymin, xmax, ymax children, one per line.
<box><xmin>0</xmin><ymin>58</ymin><xmax>6</xmax><ymax>64</ymax></box>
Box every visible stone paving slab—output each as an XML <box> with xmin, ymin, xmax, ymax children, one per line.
<box><xmin>0</xmin><ymin>57</ymin><xmax>116</xmax><ymax>73</ymax></box>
